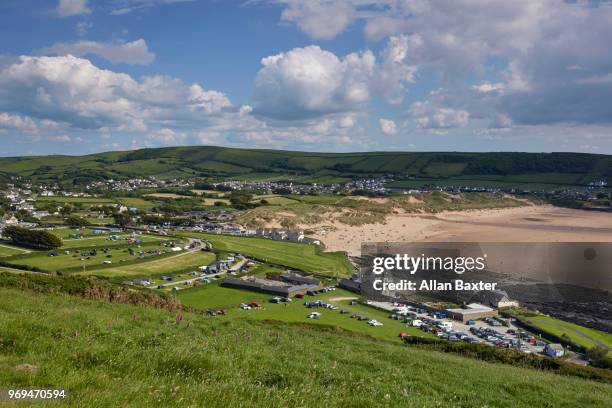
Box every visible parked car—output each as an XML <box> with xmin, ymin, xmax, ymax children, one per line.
<box><xmin>308</xmin><ymin>312</ymin><xmax>321</xmax><ymax>319</ymax></box>
<box><xmin>368</xmin><ymin>320</ymin><xmax>383</xmax><ymax>327</ymax></box>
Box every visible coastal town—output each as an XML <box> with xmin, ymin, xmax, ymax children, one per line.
<box><xmin>1</xmin><ymin>169</ymin><xmax>609</xmax><ymax>372</ymax></box>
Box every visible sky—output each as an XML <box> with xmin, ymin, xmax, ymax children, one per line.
<box><xmin>1</xmin><ymin>0</ymin><xmax>612</xmax><ymax>156</ymax></box>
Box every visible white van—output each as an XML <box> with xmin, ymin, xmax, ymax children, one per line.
<box><xmin>440</xmin><ymin>321</ymin><xmax>453</xmax><ymax>330</ymax></box>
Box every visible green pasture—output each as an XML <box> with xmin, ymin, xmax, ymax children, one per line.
<box><xmin>91</xmin><ymin>250</ymin><xmax>216</xmax><ymax>278</ymax></box>
<box><xmin>177</xmin><ymin>232</ymin><xmax>353</xmax><ymax>277</ymax></box>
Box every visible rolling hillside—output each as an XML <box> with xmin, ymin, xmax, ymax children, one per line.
<box><xmin>0</xmin><ymin>146</ymin><xmax>611</xmax><ymax>188</ymax></box>
<box><xmin>2</xmin><ymin>283</ymin><xmax>611</xmax><ymax>407</ymax></box>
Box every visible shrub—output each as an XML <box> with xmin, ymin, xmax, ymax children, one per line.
<box><xmin>0</xmin><ymin>272</ymin><xmax>181</xmax><ymax>311</ymax></box>
<box><xmin>2</xmin><ymin>226</ymin><xmax>62</xmax><ymax>249</ymax></box>
<box><xmin>403</xmin><ymin>336</ymin><xmax>612</xmax><ymax>383</ymax></box>
<box><xmin>65</xmin><ymin>215</ymin><xmax>91</xmax><ymax>227</ymax></box>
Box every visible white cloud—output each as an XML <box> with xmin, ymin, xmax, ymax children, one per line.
<box><xmin>374</xmin><ymin>34</ymin><xmax>417</xmax><ymax>104</ymax></box>
<box><xmin>339</xmin><ymin>114</ymin><xmax>356</xmax><ymax>128</ymax></box>
<box><xmin>409</xmin><ymin>100</ymin><xmax>470</xmax><ymax>129</ymax></box>
<box><xmin>473</xmin><ymin>82</ymin><xmax>505</xmax><ymax>94</ymax></box>
<box><xmin>188</xmin><ymin>84</ymin><xmax>232</xmax><ymax>114</ymax></box>
<box><xmin>0</xmin><ymin>54</ymin><xmax>369</xmax><ymax>152</ymax></box>
<box><xmin>57</xmin><ymin>0</ymin><xmax>91</xmax><ymax>17</ymax></box>
<box><xmin>254</xmin><ymin>45</ymin><xmax>375</xmax><ymax>119</ymax></box>
<box><xmin>239</xmin><ymin>105</ymin><xmax>253</xmax><ymax>115</ymax></box>
<box><xmin>261</xmin><ymin>1</ymin><xmax>612</xmax><ymax>130</ymax></box>
<box><xmin>76</xmin><ymin>21</ymin><xmax>93</xmax><ymax>36</ymax></box>
<box><xmin>0</xmin><ymin>55</ymin><xmax>232</xmax><ymax>133</ymax></box>
<box><xmin>40</xmin><ymin>39</ymin><xmax>155</xmax><ymax>66</ymax></box>
<box><xmin>46</xmin><ymin>134</ymin><xmax>72</xmax><ymax>142</ymax></box>
<box><xmin>149</xmin><ymin>128</ymin><xmax>186</xmax><ymax>145</ymax></box>
<box><xmin>110</xmin><ymin>0</ymin><xmax>193</xmax><ymax>15</ymax></box>
<box><xmin>279</xmin><ymin>0</ymin><xmax>355</xmax><ymax>40</ymax></box>
<box><xmin>0</xmin><ymin>112</ymin><xmax>37</xmax><ymax>132</ymax></box>
<box><xmin>378</xmin><ymin>118</ymin><xmax>397</xmax><ymax>135</ymax></box>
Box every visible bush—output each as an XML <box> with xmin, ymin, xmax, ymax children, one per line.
<box><xmin>65</xmin><ymin>215</ymin><xmax>91</xmax><ymax>227</ymax></box>
<box><xmin>587</xmin><ymin>347</ymin><xmax>612</xmax><ymax>369</ymax></box>
<box><xmin>0</xmin><ymin>272</ymin><xmax>181</xmax><ymax>311</ymax></box>
<box><xmin>403</xmin><ymin>336</ymin><xmax>612</xmax><ymax>383</ymax></box>
<box><xmin>2</xmin><ymin>226</ymin><xmax>62</xmax><ymax>249</ymax></box>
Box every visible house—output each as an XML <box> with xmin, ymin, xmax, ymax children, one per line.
<box><xmin>472</xmin><ymin>290</ymin><xmax>519</xmax><ymax>309</ymax></box>
<box><xmin>544</xmin><ymin>343</ymin><xmax>565</xmax><ymax>357</ymax></box>
<box><xmin>32</xmin><ymin>210</ymin><xmax>50</xmax><ymax>219</ymax></box>
<box><xmin>446</xmin><ymin>303</ymin><xmax>498</xmax><ymax>323</ymax></box>
<box><xmin>2</xmin><ymin>215</ymin><xmax>18</xmax><ymax>226</ymax></box>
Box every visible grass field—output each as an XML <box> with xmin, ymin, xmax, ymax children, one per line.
<box><xmin>178</xmin><ymin>232</ymin><xmax>354</xmax><ymax>277</ymax></box>
<box><xmin>510</xmin><ymin>311</ymin><xmax>612</xmax><ymax>350</ymax></box>
<box><xmin>145</xmin><ymin>193</ymin><xmax>190</xmax><ymax>199</ymax></box>
<box><xmin>0</xmin><ymin>244</ymin><xmax>29</xmax><ymax>257</ymax></box>
<box><xmin>1</xmin><ymin>287</ymin><xmax>610</xmax><ymax>407</ymax></box>
<box><xmin>116</xmin><ymin>197</ymin><xmax>157</xmax><ymax>210</ymax></box>
<box><xmin>83</xmin><ymin>216</ymin><xmax>114</xmax><ymax>225</ymax></box>
<box><xmin>35</xmin><ymin>196</ymin><xmax>115</xmax><ymax>204</ymax></box>
<box><xmin>252</xmin><ymin>195</ymin><xmax>301</xmax><ymax>205</ymax></box>
<box><xmin>177</xmin><ymin>285</ymin><xmax>428</xmax><ymax>341</ymax></box>
<box><xmin>6</xmin><ymin>242</ymin><xmax>177</xmax><ymax>273</ymax></box>
<box><xmin>60</xmin><ymin>234</ymin><xmax>164</xmax><ymax>249</ymax></box>
<box><xmin>48</xmin><ymin>227</ymin><xmax>102</xmax><ymax>239</ymax></box>
<box><xmin>91</xmin><ymin>250</ymin><xmax>216</xmax><ymax>278</ymax></box>
<box><xmin>202</xmin><ymin>198</ymin><xmax>230</xmax><ymax>205</ymax></box>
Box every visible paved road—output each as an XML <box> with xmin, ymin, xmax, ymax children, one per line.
<box><xmin>157</xmin><ymin>257</ymin><xmax>249</xmax><ymax>289</ymax></box>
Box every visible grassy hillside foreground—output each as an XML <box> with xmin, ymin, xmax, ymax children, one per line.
<box><xmin>1</xmin><ymin>287</ymin><xmax>611</xmax><ymax>407</ymax></box>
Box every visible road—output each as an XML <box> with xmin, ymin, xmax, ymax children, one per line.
<box><xmin>157</xmin><ymin>257</ymin><xmax>249</xmax><ymax>289</ymax></box>
<box><xmin>0</xmin><ymin>243</ymin><xmax>30</xmax><ymax>253</ymax></box>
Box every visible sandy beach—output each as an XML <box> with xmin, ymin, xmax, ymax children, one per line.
<box><xmin>308</xmin><ymin>205</ymin><xmax>612</xmax><ymax>256</ymax></box>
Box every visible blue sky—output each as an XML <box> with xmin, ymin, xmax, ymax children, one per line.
<box><xmin>1</xmin><ymin>0</ymin><xmax>612</xmax><ymax>156</ymax></box>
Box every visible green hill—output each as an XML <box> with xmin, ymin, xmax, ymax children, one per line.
<box><xmin>2</xmin><ymin>284</ymin><xmax>611</xmax><ymax>407</ymax></box>
<box><xmin>0</xmin><ymin>146</ymin><xmax>610</xmax><ymax>189</ymax></box>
